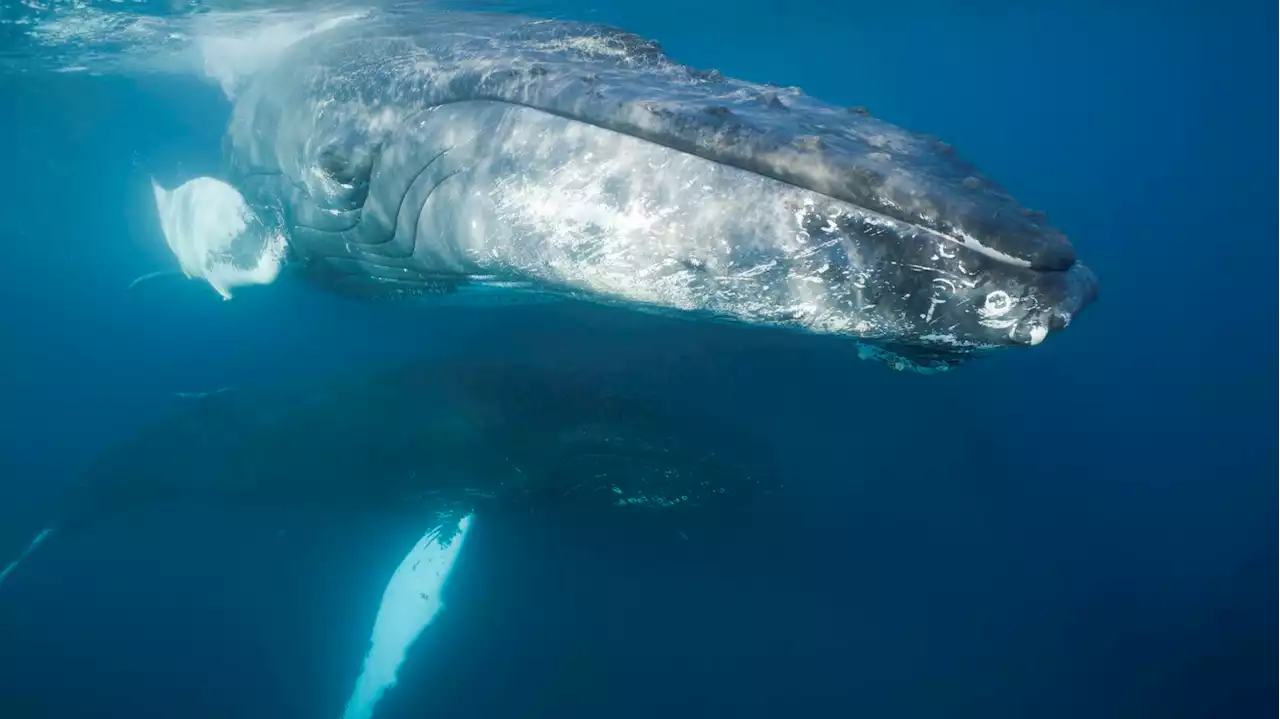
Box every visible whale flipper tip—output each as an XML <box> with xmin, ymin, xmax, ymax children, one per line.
<box><xmin>0</xmin><ymin>526</ymin><xmax>57</xmax><ymax>591</ymax></box>
<box><xmin>126</xmin><ymin>269</ymin><xmax>188</xmax><ymax>292</ymax></box>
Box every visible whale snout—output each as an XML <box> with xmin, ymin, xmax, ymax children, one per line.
<box><xmin>1009</xmin><ymin>262</ymin><xmax>1099</xmax><ymax>347</ymax></box>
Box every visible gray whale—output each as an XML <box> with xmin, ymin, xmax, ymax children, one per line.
<box><xmin>156</xmin><ymin>11</ymin><xmax>1097</xmax><ymax>371</ymax></box>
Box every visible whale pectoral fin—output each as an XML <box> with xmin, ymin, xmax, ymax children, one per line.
<box><xmin>126</xmin><ymin>269</ymin><xmax>189</xmax><ymax>292</ymax></box>
<box><xmin>342</xmin><ymin>513</ymin><xmax>474</xmax><ymax>719</ymax></box>
<box><xmin>149</xmin><ymin>175</ymin><xmax>287</xmax><ymax>300</ymax></box>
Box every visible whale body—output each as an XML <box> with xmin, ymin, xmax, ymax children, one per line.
<box><xmin>0</xmin><ymin>356</ymin><xmax>781</xmax><ymax>717</ymax></box>
<box><xmin>14</xmin><ymin>358</ymin><xmax>778</xmax><ymax>538</ymax></box>
<box><xmin>153</xmin><ymin>10</ymin><xmax>1097</xmax><ymax>372</ymax></box>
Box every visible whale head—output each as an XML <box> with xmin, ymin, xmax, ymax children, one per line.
<box><xmin>252</xmin><ymin>102</ymin><xmax>1096</xmax><ymax>372</ymax></box>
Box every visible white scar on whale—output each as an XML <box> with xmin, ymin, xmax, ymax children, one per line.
<box><xmin>342</xmin><ymin>515</ymin><xmax>473</xmax><ymax>719</ymax></box>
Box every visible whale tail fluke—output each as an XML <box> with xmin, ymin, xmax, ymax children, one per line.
<box><xmin>0</xmin><ymin>525</ymin><xmax>57</xmax><ymax>592</ymax></box>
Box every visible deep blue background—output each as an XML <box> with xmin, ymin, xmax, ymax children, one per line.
<box><xmin>0</xmin><ymin>1</ymin><xmax>1273</xmax><ymax>717</ymax></box>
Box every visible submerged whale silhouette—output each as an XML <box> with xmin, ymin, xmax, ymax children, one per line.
<box><xmin>0</xmin><ymin>357</ymin><xmax>781</xmax><ymax>718</ymax></box>
<box><xmin>151</xmin><ymin>10</ymin><xmax>1097</xmax><ymax>372</ymax></box>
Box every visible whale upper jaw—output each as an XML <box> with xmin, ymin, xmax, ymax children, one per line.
<box><xmin>223</xmin><ymin>13</ymin><xmax>1080</xmax><ymax>271</ymax></box>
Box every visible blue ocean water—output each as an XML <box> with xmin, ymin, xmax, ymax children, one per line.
<box><xmin>0</xmin><ymin>1</ymin><xmax>1272</xmax><ymax>717</ymax></box>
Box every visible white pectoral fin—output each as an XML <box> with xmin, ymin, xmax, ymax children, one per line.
<box><xmin>149</xmin><ymin>176</ymin><xmax>287</xmax><ymax>300</ymax></box>
<box><xmin>341</xmin><ymin>514</ymin><xmax>474</xmax><ymax>719</ymax></box>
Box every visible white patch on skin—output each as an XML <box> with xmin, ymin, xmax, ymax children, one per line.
<box><xmin>952</xmin><ymin>230</ymin><xmax>1034</xmax><ymax>268</ymax></box>
<box><xmin>917</xmin><ymin>333</ymin><xmax>997</xmax><ymax>349</ymax></box>
<box><xmin>976</xmin><ymin>290</ymin><xmax>1020</xmax><ymax>328</ymax></box>
<box><xmin>979</xmin><ymin>317</ymin><xmax>1018</xmax><ymax>330</ymax></box>
<box><xmin>977</xmin><ymin>290</ymin><xmax>1015</xmax><ymax>319</ymax></box>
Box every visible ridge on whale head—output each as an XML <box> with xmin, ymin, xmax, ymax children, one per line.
<box><xmin>153</xmin><ymin>10</ymin><xmax>1098</xmax><ymax>372</ymax></box>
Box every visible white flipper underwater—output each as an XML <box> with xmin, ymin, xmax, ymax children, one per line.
<box><xmin>342</xmin><ymin>514</ymin><xmax>474</xmax><ymax>719</ymax></box>
<box><xmin>145</xmin><ymin>175</ymin><xmax>565</xmax><ymax>308</ymax></box>
<box><xmin>148</xmin><ymin>176</ymin><xmax>286</xmax><ymax>299</ymax></box>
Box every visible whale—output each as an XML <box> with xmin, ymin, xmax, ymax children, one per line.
<box><xmin>149</xmin><ymin>10</ymin><xmax>1098</xmax><ymax>373</ymax></box>
<box><xmin>0</xmin><ymin>356</ymin><xmax>781</xmax><ymax>718</ymax></box>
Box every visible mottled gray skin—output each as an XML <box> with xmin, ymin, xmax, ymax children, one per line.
<box><xmin>224</xmin><ymin>11</ymin><xmax>1097</xmax><ymax>371</ymax></box>
<box><xmin>55</xmin><ymin>359</ymin><xmax>780</xmax><ymax>533</ymax></box>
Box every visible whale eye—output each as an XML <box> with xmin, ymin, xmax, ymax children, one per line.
<box><xmin>979</xmin><ymin>290</ymin><xmax>1014</xmax><ymax>318</ymax></box>
<box><xmin>317</xmin><ymin>147</ymin><xmax>362</xmax><ymax>184</ymax></box>
<box><xmin>316</xmin><ymin>140</ymin><xmax>379</xmax><ymax>185</ymax></box>
<box><xmin>312</xmin><ymin>140</ymin><xmax>382</xmax><ymax>211</ymax></box>
<box><xmin>317</xmin><ymin>147</ymin><xmax>354</xmax><ymax>181</ymax></box>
